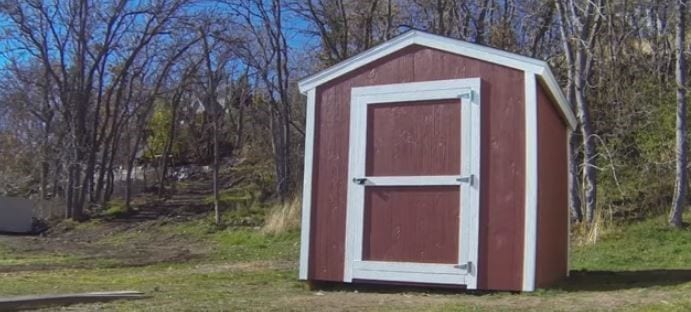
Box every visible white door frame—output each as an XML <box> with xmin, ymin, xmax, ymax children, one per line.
<box><xmin>344</xmin><ymin>78</ymin><xmax>482</xmax><ymax>288</ymax></box>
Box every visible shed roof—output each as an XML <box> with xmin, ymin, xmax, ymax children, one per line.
<box><xmin>298</xmin><ymin>30</ymin><xmax>576</xmax><ymax>129</ymax></box>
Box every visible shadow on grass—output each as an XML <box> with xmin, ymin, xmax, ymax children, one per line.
<box><xmin>307</xmin><ymin>280</ymin><xmax>494</xmax><ymax>296</ymax></box>
<box><xmin>306</xmin><ymin>270</ymin><xmax>691</xmax><ymax>294</ymax></box>
<box><xmin>555</xmin><ymin>269</ymin><xmax>691</xmax><ymax>292</ymax></box>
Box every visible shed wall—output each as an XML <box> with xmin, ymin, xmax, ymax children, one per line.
<box><xmin>535</xmin><ymin>82</ymin><xmax>569</xmax><ymax>288</ymax></box>
<box><xmin>309</xmin><ymin>45</ymin><xmax>526</xmax><ymax>291</ymax></box>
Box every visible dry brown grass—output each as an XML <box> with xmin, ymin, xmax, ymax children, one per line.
<box><xmin>262</xmin><ymin>197</ymin><xmax>301</xmax><ymax>235</ymax></box>
<box><xmin>571</xmin><ymin>209</ymin><xmax>617</xmax><ymax>247</ymax></box>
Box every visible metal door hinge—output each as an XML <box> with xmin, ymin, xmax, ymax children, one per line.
<box><xmin>352</xmin><ymin>177</ymin><xmax>367</xmax><ymax>185</ymax></box>
<box><xmin>458</xmin><ymin>90</ymin><xmax>474</xmax><ymax>102</ymax></box>
<box><xmin>454</xmin><ymin>261</ymin><xmax>473</xmax><ymax>273</ymax></box>
<box><xmin>456</xmin><ymin>174</ymin><xmax>475</xmax><ymax>185</ymax></box>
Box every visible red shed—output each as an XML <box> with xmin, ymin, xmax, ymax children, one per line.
<box><xmin>297</xmin><ymin>31</ymin><xmax>576</xmax><ymax>292</ymax></box>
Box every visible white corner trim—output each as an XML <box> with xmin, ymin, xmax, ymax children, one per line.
<box><xmin>523</xmin><ymin>72</ymin><xmax>539</xmax><ymax>292</ymax></box>
<box><xmin>298</xmin><ymin>89</ymin><xmax>316</xmax><ymax>280</ymax></box>
<box><xmin>297</xmin><ymin>31</ymin><xmax>575</xmax><ymax>131</ymax></box>
<box><xmin>344</xmin><ymin>78</ymin><xmax>481</xmax><ymax>289</ymax></box>
<box><xmin>566</xmin><ymin>130</ymin><xmax>571</xmax><ymax>278</ymax></box>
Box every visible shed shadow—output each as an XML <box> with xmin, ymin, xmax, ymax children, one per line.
<box><xmin>307</xmin><ymin>280</ymin><xmax>494</xmax><ymax>296</ymax></box>
<box><xmin>306</xmin><ymin>270</ymin><xmax>691</xmax><ymax>294</ymax></box>
<box><xmin>554</xmin><ymin>269</ymin><xmax>691</xmax><ymax>292</ymax></box>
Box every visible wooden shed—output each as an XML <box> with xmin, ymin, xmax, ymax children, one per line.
<box><xmin>297</xmin><ymin>31</ymin><xmax>576</xmax><ymax>292</ymax></box>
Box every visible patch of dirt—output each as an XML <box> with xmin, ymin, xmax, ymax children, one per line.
<box><xmin>0</xmin><ymin>217</ymin><xmax>208</xmax><ymax>273</ymax></box>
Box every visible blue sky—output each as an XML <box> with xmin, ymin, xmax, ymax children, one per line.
<box><xmin>0</xmin><ymin>3</ymin><xmax>319</xmax><ymax>72</ymax></box>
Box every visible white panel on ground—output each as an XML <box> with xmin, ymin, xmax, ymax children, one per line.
<box><xmin>0</xmin><ymin>197</ymin><xmax>34</xmax><ymax>233</ymax></box>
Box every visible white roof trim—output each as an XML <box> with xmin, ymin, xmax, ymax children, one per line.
<box><xmin>298</xmin><ymin>30</ymin><xmax>577</xmax><ymax>129</ymax></box>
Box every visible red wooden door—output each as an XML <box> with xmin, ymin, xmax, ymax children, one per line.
<box><xmin>363</xmin><ymin>99</ymin><xmax>461</xmax><ymax>264</ymax></box>
<box><xmin>344</xmin><ymin>79</ymin><xmax>481</xmax><ymax>287</ymax></box>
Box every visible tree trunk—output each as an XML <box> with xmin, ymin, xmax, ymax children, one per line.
<box><xmin>565</xmin><ymin>82</ymin><xmax>584</xmax><ymax>222</ymax></box>
<box><xmin>40</xmin><ymin>161</ymin><xmax>48</xmax><ymax>200</ymax></box>
<box><xmin>71</xmin><ymin>163</ymin><xmax>84</xmax><ymax>221</ymax></box>
<box><xmin>670</xmin><ymin>0</ymin><xmax>688</xmax><ymax>228</ymax></box>
<box><xmin>125</xmin><ymin>134</ymin><xmax>143</xmax><ymax>213</ymax></box>
<box><xmin>159</xmin><ymin>95</ymin><xmax>181</xmax><ymax>197</ymax></box>
<box><xmin>569</xmin><ymin>131</ymin><xmax>583</xmax><ymax>222</ymax></box>
<box><xmin>556</xmin><ymin>0</ymin><xmax>604</xmax><ymax>224</ymax></box>
<box><xmin>575</xmin><ymin>79</ymin><xmax>598</xmax><ymax>223</ymax></box>
<box><xmin>66</xmin><ymin>164</ymin><xmax>74</xmax><ymax>219</ymax></box>
<box><xmin>213</xmin><ymin>110</ymin><xmax>220</xmax><ymax>226</ymax></box>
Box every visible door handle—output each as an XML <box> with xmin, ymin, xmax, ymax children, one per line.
<box><xmin>352</xmin><ymin>177</ymin><xmax>367</xmax><ymax>185</ymax></box>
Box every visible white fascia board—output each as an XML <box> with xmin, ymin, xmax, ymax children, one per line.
<box><xmin>298</xmin><ymin>31</ymin><xmax>417</xmax><ymax>93</ymax></box>
<box><xmin>298</xmin><ymin>31</ymin><xmax>544</xmax><ymax>93</ymax></box>
<box><xmin>537</xmin><ymin>66</ymin><xmax>578</xmax><ymax>130</ymax></box>
<box><xmin>411</xmin><ymin>33</ymin><xmax>546</xmax><ymax>73</ymax></box>
<box><xmin>298</xmin><ymin>30</ymin><xmax>577</xmax><ymax>130</ymax></box>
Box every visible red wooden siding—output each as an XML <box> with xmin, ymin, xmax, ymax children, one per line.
<box><xmin>363</xmin><ymin>186</ymin><xmax>460</xmax><ymax>263</ymax></box>
<box><xmin>366</xmin><ymin>100</ymin><xmax>461</xmax><ymax>176</ymax></box>
<box><xmin>309</xmin><ymin>45</ymin><xmax>525</xmax><ymax>291</ymax></box>
<box><xmin>535</xmin><ymin>82</ymin><xmax>569</xmax><ymax>288</ymax></box>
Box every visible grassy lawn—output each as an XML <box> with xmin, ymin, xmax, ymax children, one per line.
<box><xmin>1</xmin><ymin>215</ymin><xmax>691</xmax><ymax>311</ymax></box>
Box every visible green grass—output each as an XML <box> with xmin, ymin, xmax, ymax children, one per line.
<box><xmin>158</xmin><ymin>218</ymin><xmax>300</xmax><ymax>262</ymax></box>
<box><xmin>0</xmin><ymin>265</ymin><xmax>304</xmax><ymax>311</ymax></box>
<box><xmin>2</xmin><ymin>214</ymin><xmax>691</xmax><ymax>311</ymax></box>
<box><xmin>571</xmin><ymin>215</ymin><xmax>691</xmax><ymax>271</ymax></box>
<box><xmin>212</xmin><ymin>229</ymin><xmax>299</xmax><ymax>262</ymax></box>
<box><xmin>0</xmin><ymin>251</ymin><xmax>79</xmax><ymax>267</ymax></box>
<box><xmin>103</xmin><ymin>199</ymin><xmax>128</xmax><ymax>218</ymax></box>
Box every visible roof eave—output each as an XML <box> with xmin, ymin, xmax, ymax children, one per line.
<box><xmin>535</xmin><ymin>66</ymin><xmax>578</xmax><ymax>130</ymax></box>
<box><xmin>298</xmin><ymin>31</ymin><xmax>418</xmax><ymax>93</ymax></box>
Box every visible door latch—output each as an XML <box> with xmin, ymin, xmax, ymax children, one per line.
<box><xmin>352</xmin><ymin>177</ymin><xmax>367</xmax><ymax>185</ymax></box>
<box><xmin>456</xmin><ymin>174</ymin><xmax>475</xmax><ymax>185</ymax></box>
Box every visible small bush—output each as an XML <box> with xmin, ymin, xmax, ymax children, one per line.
<box><xmin>103</xmin><ymin>199</ymin><xmax>128</xmax><ymax>218</ymax></box>
<box><xmin>262</xmin><ymin>197</ymin><xmax>301</xmax><ymax>235</ymax></box>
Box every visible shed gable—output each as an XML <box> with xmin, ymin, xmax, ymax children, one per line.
<box><xmin>298</xmin><ymin>31</ymin><xmax>576</xmax><ymax>129</ymax></box>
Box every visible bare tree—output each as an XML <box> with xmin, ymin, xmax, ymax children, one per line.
<box><xmin>0</xmin><ymin>0</ymin><xmax>193</xmax><ymax>219</ymax></box>
<box><xmin>670</xmin><ymin>0</ymin><xmax>687</xmax><ymax>228</ymax></box>
<box><xmin>231</xmin><ymin>0</ymin><xmax>296</xmax><ymax>201</ymax></box>
<box><xmin>198</xmin><ymin>18</ymin><xmax>233</xmax><ymax>225</ymax></box>
<box><xmin>556</xmin><ymin>0</ymin><xmax>605</xmax><ymax>223</ymax></box>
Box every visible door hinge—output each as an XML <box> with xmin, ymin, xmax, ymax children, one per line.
<box><xmin>352</xmin><ymin>177</ymin><xmax>367</xmax><ymax>185</ymax></box>
<box><xmin>454</xmin><ymin>261</ymin><xmax>473</xmax><ymax>273</ymax></box>
<box><xmin>458</xmin><ymin>90</ymin><xmax>474</xmax><ymax>102</ymax></box>
<box><xmin>456</xmin><ymin>174</ymin><xmax>475</xmax><ymax>185</ymax></box>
